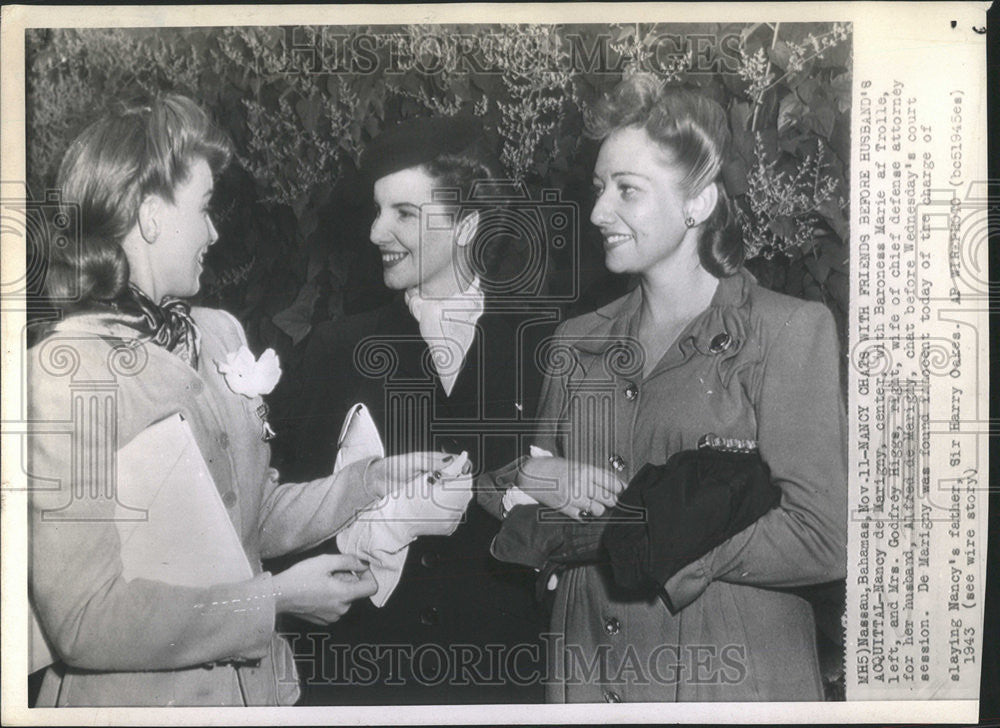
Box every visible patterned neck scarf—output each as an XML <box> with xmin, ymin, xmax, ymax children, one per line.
<box><xmin>46</xmin><ymin>285</ymin><xmax>201</xmax><ymax>370</ymax></box>
<box><xmin>121</xmin><ymin>285</ymin><xmax>201</xmax><ymax>369</ymax></box>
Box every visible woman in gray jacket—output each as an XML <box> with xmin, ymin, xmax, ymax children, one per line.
<box><xmin>504</xmin><ymin>76</ymin><xmax>848</xmax><ymax>702</ymax></box>
<box><xmin>28</xmin><ymin>95</ymin><xmax>454</xmax><ymax>706</ymax></box>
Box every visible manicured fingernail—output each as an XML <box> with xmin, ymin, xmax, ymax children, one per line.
<box><xmin>443</xmin><ymin>455</ymin><xmax>454</xmax><ymax>463</ymax></box>
<box><xmin>461</xmin><ymin>462</ymin><xmax>472</xmax><ymax>475</ymax></box>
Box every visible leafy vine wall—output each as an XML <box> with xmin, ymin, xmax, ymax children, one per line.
<box><xmin>26</xmin><ymin>23</ymin><xmax>851</xmax><ymax>367</ymax></box>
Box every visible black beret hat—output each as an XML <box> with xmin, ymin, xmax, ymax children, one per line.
<box><xmin>361</xmin><ymin>114</ymin><xmax>484</xmax><ymax>184</ymax></box>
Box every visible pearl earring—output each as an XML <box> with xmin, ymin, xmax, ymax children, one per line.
<box><xmin>685</xmin><ymin>217</ymin><xmax>696</xmax><ymax>228</ymax></box>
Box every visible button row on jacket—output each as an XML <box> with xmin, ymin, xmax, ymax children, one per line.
<box><xmin>420</xmin><ymin>551</ymin><xmax>439</xmax><ymax>569</ymax></box>
<box><xmin>608</xmin><ymin>454</ymin><xmax>625</xmax><ymax>472</ymax></box>
<box><xmin>419</xmin><ymin>606</ymin><xmax>440</xmax><ymax>626</ymax></box>
<box><xmin>222</xmin><ymin>491</ymin><xmax>238</xmax><ymax>508</ymax></box>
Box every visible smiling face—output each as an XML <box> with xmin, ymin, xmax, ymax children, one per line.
<box><xmin>147</xmin><ymin>157</ymin><xmax>218</xmax><ymax>298</ymax></box>
<box><xmin>370</xmin><ymin>165</ymin><xmax>465</xmax><ymax>298</ymax></box>
<box><xmin>590</xmin><ymin>125</ymin><xmax>699</xmax><ymax>278</ymax></box>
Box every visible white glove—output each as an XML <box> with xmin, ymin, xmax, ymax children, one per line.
<box><xmin>336</xmin><ymin>452</ymin><xmax>473</xmax><ymax>606</ymax></box>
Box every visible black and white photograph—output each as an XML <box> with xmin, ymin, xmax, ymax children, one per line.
<box><xmin>0</xmin><ymin>3</ymin><xmax>991</xmax><ymax>725</ymax></box>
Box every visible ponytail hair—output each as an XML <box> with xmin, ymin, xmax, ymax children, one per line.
<box><xmin>47</xmin><ymin>94</ymin><xmax>231</xmax><ymax>306</ymax></box>
<box><xmin>585</xmin><ymin>74</ymin><xmax>743</xmax><ymax>277</ymax></box>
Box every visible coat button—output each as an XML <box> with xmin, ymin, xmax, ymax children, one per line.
<box><xmin>624</xmin><ymin>383</ymin><xmax>638</xmax><ymax>401</ymax></box>
<box><xmin>190</xmin><ymin>379</ymin><xmax>204</xmax><ymax>395</ymax></box>
<box><xmin>420</xmin><ymin>552</ymin><xmax>439</xmax><ymax>569</ymax></box>
<box><xmin>603</xmin><ymin>689</ymin><xmax>622</xmax><ymax>702</ymax></box>
<box><xmin>218</xmin><ymin>432</ymin><xmax>230</xmax><ymax>449</ymax></box>
<box><xmin>608</xmin><ymin>454</ymin><xmax>625</xmax><ymax>472</ymax></box>
<box><xmin>222</xmin><ymin>491</ymin><xmax>238</xmax><ymax>508</ymax></box>
<box><xmin>419</xmin><ymin>606</ymin><xmax>440</xmax><ymax>626</ymax></box>
<box><xmin>709</xmin><ymin>332</ymin><xmax>733</xmax><ymax>354</ymax></box>
<box><xmin>604</xmin><ymin>617</ymin><xmax>621</xmax><ymax>635</ymax></box>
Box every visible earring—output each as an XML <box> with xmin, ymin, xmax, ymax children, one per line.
<box><xmin>685</xmin><ymin>217</ymin><xmax>696</xmax><ymax>228</ymax></box>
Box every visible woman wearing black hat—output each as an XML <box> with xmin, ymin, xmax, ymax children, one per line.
<box><xmin>272</xmin><ymin>115</ymin><xmax>549</xmax><ymax>705</ymax></box>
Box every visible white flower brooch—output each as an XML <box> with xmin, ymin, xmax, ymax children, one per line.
<box><xmin>216</xmin><ymin>346</ymin><xmax>282</xmax><ymax>440</ymax></box>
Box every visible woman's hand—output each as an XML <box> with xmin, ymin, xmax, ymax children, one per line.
<box><xmin>365</xmin><ymin>451</ymin><xmax>463</xmax><ymax>499</ymax></box>
<box><xmin>272</xmin><ymin>554</ymin><xmax>377</xmax><ymax>624</ymax></box>
<box><xmin>379</xmin><ymin>451</ymin><xmax>474</xmax><ymax>541</ymax></box>
<box><xmin>515</xmin><ymin>456</ymin><xmax>625</xmax><ymax>520</ymax></box>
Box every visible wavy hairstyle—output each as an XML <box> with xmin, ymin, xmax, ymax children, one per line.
<box><xmin>585</xmin><ymin>74</ymin><xmax>743</xmax><ymax>277</ymax></box>
<box><xmin>47</xmin><ymin>94</ymin><xmax>232</xmax><ymax>307</ymax></box>
<box><xmin>422</xmin><ymin>142</ymin><xmax>509</xmax><ymax>281</ymax></box>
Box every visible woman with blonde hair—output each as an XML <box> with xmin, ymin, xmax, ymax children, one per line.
<box><xmin>496</xmin><ymin>75</ymin><xmax>847</xmax><ymax>702</ymax></box>
<box><xmin>28</xmin><ymin>94</ymin><xmax>457</xmax><ymax>706</ymax></box>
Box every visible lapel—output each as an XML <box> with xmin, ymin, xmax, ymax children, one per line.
<box><xmin>372</xmin><ymin>295</ymin><xmax>519</xmax><ymax>422</ymax></box>
<box><xmin>568</xmin><ymin>288</ymin><xmax>643</xmax><ymax>382</ymax></box>
<box><xmin>567</xmin><ymin>271</ymin><xmax>754</xmax><ymax>385</ymax></box>
<box><xmin>356</xmin><ymin>298</ymin><xmax>431</xmax><ymax>448</ymax></box>
<box><xmin>371</xmin><ymin>295</ymin><xmax>427</xmax><ymax>382</ymax></box>
<box><xmin>189</xmin><ymin>313</ymin><xmax>242</xmax><ymax>444</ymax></box>
<box><xmin>361</xmin><ymin>295</ymin><xmax>521</xmax><ymax>442</ymax></box>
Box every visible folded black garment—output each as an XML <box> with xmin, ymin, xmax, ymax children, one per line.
<box><xmin>602</xmin><ymin>446</ymin><xmax>782</xmax><ymax>593</ymax></box>
<box><xmin>489</xmin><ymin>445</ymin><xmax>782</xmax><ymax>603</ymax></box>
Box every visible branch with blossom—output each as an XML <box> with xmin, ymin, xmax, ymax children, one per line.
<box><xmin>738</xmin><ymin>133</ymin><xmax>842</xmax><ymax>260</ymax></box>
<box><xmin>737</xmin><ymin>22</ymin><xmax>850</xmax><ymax>132</ymax></box>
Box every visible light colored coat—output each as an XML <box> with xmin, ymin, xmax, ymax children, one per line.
<box><xmin>533</xmin><ymin>270</ymin><xmax>847</xmax><ymax>702</ymax></box>
<box><xmin>29</xmin><ymin>307</ymin><xmax>378</xmax><ymax>706</ymax></box>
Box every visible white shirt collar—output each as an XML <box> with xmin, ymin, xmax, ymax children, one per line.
<box><xmin>403</xmin><ymin>277</ymin><xmax>485</xmax><ymax>396</ymax></box>
<box><xmin>404</xmin><ymin>276</ymin><xmax>484</xmax><ymax>323</ymax></box>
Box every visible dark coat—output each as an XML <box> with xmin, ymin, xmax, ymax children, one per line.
<box><xmin>270</xmin><ymin>294</ymin><xmax>555</xmax><ymax>704</ymax></box>
<box><xmin>530</xmin><ymin>269</ymin><xmax>848</xmax><ymax>702</ymax></box>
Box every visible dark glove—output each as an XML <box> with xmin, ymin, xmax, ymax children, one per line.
<box><xmin>602</xmin><ymin>444</ymin><xmax>782</xmax><ymax>594</ymax></box>
<box><xmin>490</xmin><ymin>504</ymin><xmax>608</xmax><ymax>571</ymax></box>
